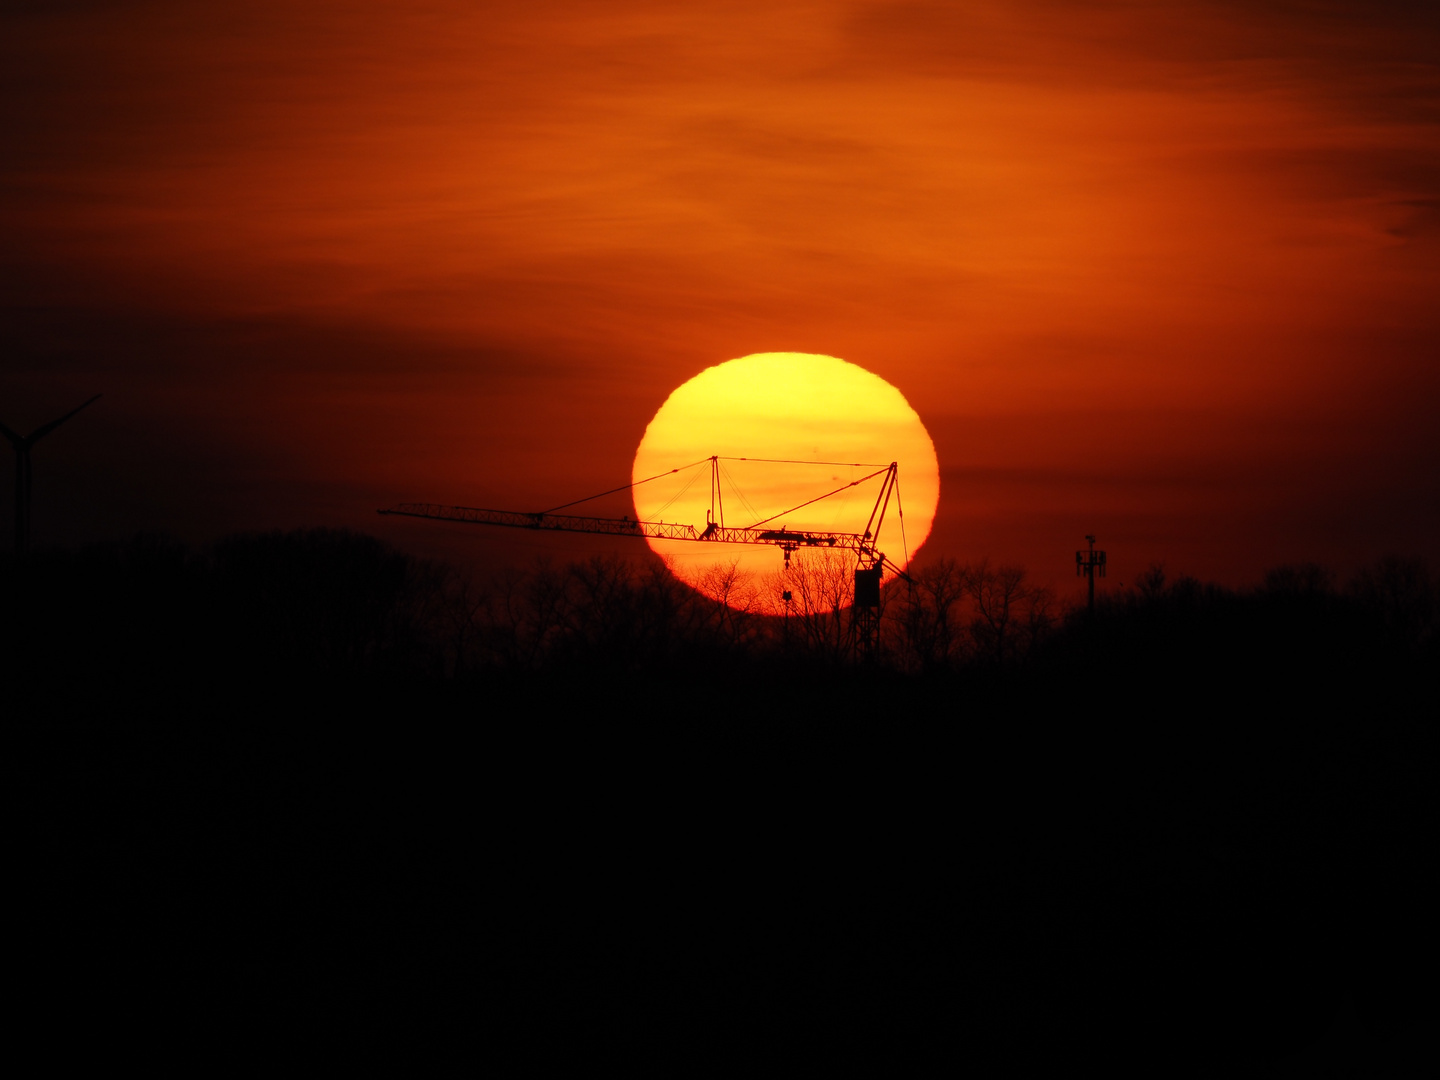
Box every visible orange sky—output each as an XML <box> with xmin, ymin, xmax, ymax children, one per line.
<box><xmin>3</xmin><ymin>0</ymin><xmax>1437</xmax><ymax>591</ymax></box>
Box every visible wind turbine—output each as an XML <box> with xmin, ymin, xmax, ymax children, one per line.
<box><xmin>0</xmin><ymin>395</ymin><xmax>101</xmax><ymax>555</ymax></box>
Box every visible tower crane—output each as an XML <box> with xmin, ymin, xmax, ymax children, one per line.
<box><xmin>379</xmin><ymin>455</ymin><xmax>911</xmax><ymax>658</ymax></box>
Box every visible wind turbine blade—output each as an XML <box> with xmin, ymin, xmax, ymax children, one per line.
<box><xmin>0</xmin><ymin>419</ymin><xmax>23</xmax><ymax>447</ymax></box>
<box><xmin>26</xmin><ymin>394</ymin><xmax>102</xmax><ymax>444</ymax></box>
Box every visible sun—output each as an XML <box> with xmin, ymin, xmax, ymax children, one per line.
<box><xmin>632</xmin><ymin>352</ymin><xmax>940</xmax><ymax>609</ymax></box>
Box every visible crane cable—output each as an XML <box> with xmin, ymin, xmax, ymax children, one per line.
<box><xmin>651</xmin><ymin>466</ymin><xmax>705</xmax><ymax>521</ymax></box>
<box><xmin>745</xmin><ymin>466</ymin><xmax>891</xmax><ymax>530</ymax></box>
<box><xmin>540</xmin><ymin>457</ymin><xmax>711</xmax><ymax>515</ymax></box>
<box><xmin>539</xmin><ymin>455</ymin><xmax>897</xmax><ymax>540</ymax></box>
<box><xmin>716</xmin><ymin>456</ymin><xmax>886</xmax><ymax>468</ymax></box>
<box><xmin>896</xmin><ymin>475</ymin><xmax>909</xmax><ymax>568</ymax></box>
<box><xmin>717</xmin><ymin>460</ymin><xmax>765</xmax><ymax>525</ymax></box>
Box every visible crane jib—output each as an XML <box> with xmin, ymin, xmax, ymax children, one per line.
<box><xmin>378</xmin><ymin>503</ymin><xmax>871</xmax><ymax>551</ymax></box>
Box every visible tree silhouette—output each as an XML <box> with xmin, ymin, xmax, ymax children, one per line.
<box><xmin>1262</xmin><ymin>562</ymin><xmax>1335</xmax><ymax>597</ymax></box>
<box><xmin>967</xmin><ymin>560</ymin><xmax>1055</xmax><ymax>666</ymax></box>
<box><xmin>695</xmin><ymin>558</ymin><xmax>764</xmax><ymax>652</ymax></box>
<box><xmin>1136</xmin><ymin>561</ymin><xmax>1167</xmax><ymax>600</ymax></box>
<box><xmin>763</xmin><ymin>549</ymin><xmax>861</xmax><ymax>664</ymax></box>
<box><xmin>1348</xmin><ymin>555</ymin><xmax>1436</xmax><ymax>653</ymax></box>
<box><xmin>895</xmin><ymin>557</ymin><xmax>973</xmax><ymax>672</ymax></box>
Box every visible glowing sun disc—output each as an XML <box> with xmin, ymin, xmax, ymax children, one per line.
<box><xmin>632</xmin><ymin>352</ymin><xmax>940</xmax><ymax>610</ymax></box>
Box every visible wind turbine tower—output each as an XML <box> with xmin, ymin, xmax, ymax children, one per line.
<box><xmin>0</xmin><ymin>395</ymin><xmax>102</xmax><ymax>555</ymax></box>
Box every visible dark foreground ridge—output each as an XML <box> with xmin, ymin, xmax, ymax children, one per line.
<box><xmin>11</xmin><ymin>531</ymin><xmax>1435</xmax><ymax>1071</ymax></box>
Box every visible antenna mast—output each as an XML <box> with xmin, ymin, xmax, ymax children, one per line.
<box><xmin>1076</xmin><ymin>533</ymin><xmax>1107</xmax><ymax>616</ymax></box>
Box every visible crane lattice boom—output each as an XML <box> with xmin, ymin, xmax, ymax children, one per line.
<box><xmin>378</xmin><ymin>502</ymin><xmax>866</xmax><ymax>552</ymax></box>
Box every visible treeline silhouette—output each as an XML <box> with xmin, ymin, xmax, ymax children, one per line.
<box><xmin>5</xmin><ymin>527</ymin><xmax>1434</xmax><ymax>688</ymax></box>
<box><xmin>12</xmin><ymin>529</ymin><xmax>1434</xmax><ymax>1071</ymax></box>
